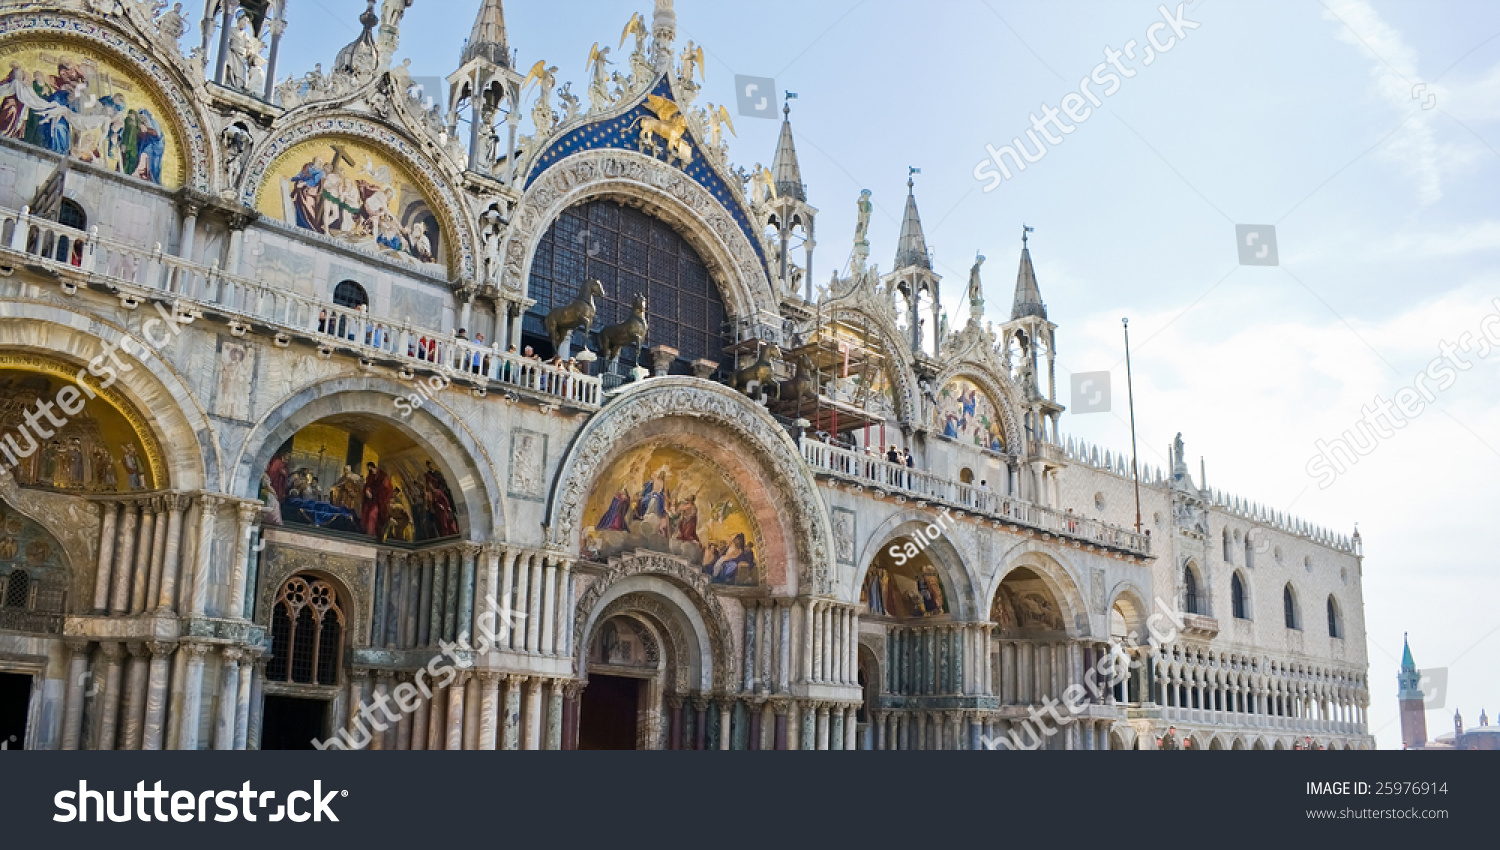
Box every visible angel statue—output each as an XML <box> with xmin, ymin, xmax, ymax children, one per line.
<box><xmin>620</xmin><ymin>12</ymin><xmax>652</xmax><ymax>85</ymax></box>
<box><xmin>680</xmin><ymin>40</ymin><xmax>705</xmax><ymax>85</ymax></box>
<box><xmin>523</xmin><ymin>60</ymin><xmax>559</xmax><ymax>133</ymax></box>
<box><xmin>586</xmin><ymin>43</ymin><xmax>613</xmax><ymax>113</ymax></box>
<box><xmin>706</xmin><ymin>102</ymin><xmax>735</xmax><ymax>150</ymax></box>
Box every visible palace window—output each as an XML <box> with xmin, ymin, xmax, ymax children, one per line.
<box><xmin>267</xmin><ymin>575</ymin><xmax>345</xmax><ymax>686</ymax></box>
<box><xmin>1283</xmin><ymin>584</ymin><xmax>1299</xmax><ymax>630</ymax></box>
<box><xmin>1326</xmin><ymin>596</ymin><xmax>1341</xmax><ymax>639</ymax></box>
<box><xmin>1183</xmin><ymin>566</ymin><xmax>1200</xmax><ymax>615</ymax></box>
<box><xmin>333</xmin><ymin>280</ymin><xmax>370</xmax><ymax>310</ymax></box>
<box><xmin>526</xmin><ymin>199</ymin><xmax>728</xmax><ymax>370</ymax></box>
<box><xmin>1232</xmin><ymin>572</ymin><xmax>1248</xmax><ymax>620</ymax></box>
<box><xmin>1</xmin><ymin>570</ymin><xmax>28</xmax><ymax>609</ymax></box>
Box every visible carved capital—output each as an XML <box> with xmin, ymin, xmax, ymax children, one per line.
<box><xmin>126</xmin><ymin>642</ymin><xmax>150</xmax><ymax>660</ymax></box>
<box><xmin>146</xmin><ymin>641</ymin><xmax>176</xmax><ymax>658</ymax></box>
<box><xmin>100</xmin><ymin>641</ymin><xmax>127</xmax><ymax>662</ymax></box>
<box><xmin>65</xmin><ymin>638</ymin><xmax>91</xmax><ymax>657</ymax></box>
<box><xmin>220</xmin><ymin>647</ymin><xmax>244</xmax><ymax>664</ymax></box>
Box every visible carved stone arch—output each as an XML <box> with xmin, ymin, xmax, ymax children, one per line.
<box><xmin>545</xmin><ymin>378</ymin><xmax>832</xmax><ymax>595</ymax></box>
<box><xmin>814</xmin><ymin>303</ymin><xmax>922</xmax><ymax>426</ymax></box>
<box><xmin>984</xmin><ymin>543</ymin><xmax>1092</xmax><ymax>637</ymax></box>
<box><xmin>231</xmin><ymin>376</ymin><xmax>503</xmax><ymax>540</ymax></box>
<box><xmin>593</xmin><ymin>597</ymin><xmax>680</xmax><ymax>690</ymax></box>
<box><xmin>0</xmin><ymin>305</ymin><xmax>214</xmax><ymax>491</ymax></box>
<box><xmin>1107</xmin><ymin>581</ymin><xmax>1150</xmax><ymax>638</ymax></box>
<box><xmin>501</xmin><ymin>149</ymin><xmax>778</xmax><ymax>322</ymax></box>
<box><xmin>852</xmin><ymin>509</ymin><xmax>980</xmax><ymax>619</ymax></box>
<box><xmin>0</xmin><ymin>12</ymin><xmax>218</xmax><ymax>191</ymax></box>
<box><xmin>238</xmin><ymin>113</ymin><xmax>479</xmax><ymax>280</ymax></box>
<box><xmin>255</xmin><ymin>545</ymin><xmax>369</xmax><ymax>652</ymax></box>
<box><xmin>572</xmin><ymin>553</ymin><xmax>738</xmax><ymax>694</ymax></box>
<box><xmin>0</xmin><ymin>466</ymin><xmax>90</xmax><ymax>611</ymax></box>
<box><xmin>928</xmin><ymin>361</ymin><xmax>1026</xmax><ymax>454</ymax></box>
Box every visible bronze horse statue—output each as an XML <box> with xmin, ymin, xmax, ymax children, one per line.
<box><xmin>779</xmin><ymin>354</ymin><xmax>819</xmax><ymax>405</ymax></box>
<box><xmin>599</xmin><ymin>294</ymin><xmax>649</xmax><ymax>365</ymax></box>
<box><xmin>733</xmin><ymin>343</ymin><xmax>782</xmax><ymax>401</ymax></box>
<box><xmin>545</xmin><ymin>278</ymin><xmax>606</xmax><ymax>355</ymax></box>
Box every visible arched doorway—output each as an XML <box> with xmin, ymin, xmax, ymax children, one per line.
<box><xmin>991</xmin><ymin>565</ymin><xmax>1075</xmax><ymax>751</ymax></box>
<box><xmin>579</xmin><ymin>614</ymin><xmax>661</xmax><ymax>750</ymax></box>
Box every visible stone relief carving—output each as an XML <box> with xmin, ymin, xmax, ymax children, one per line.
<box><xmin>831</xmin><ymin>507</ymin><xmax>855</xmax><ymax>568</ymax></box>
<box><xmin>507</xmin><ymin>429</ymin><xmax>548</xmax><ymax>502</ymax></box>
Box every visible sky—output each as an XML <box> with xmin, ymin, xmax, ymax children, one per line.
<box><xmin>257</xmin><ymin>0</ymin><xmax>1500</xmax><ymax>748</ymax></box>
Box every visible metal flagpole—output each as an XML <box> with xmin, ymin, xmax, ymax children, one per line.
<box><xmin>1124</xmin><ymin>318</ymin><xmax>1142</xmax><ymax>534</ymax></box>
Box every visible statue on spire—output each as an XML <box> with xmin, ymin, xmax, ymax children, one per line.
<box><xmin>377</xmin><ymin>0</ymin><xmax>413</xmax><ymax>63</ymax></box>
<box><xmin>586</xmin><ymin>43</ymin><xmax>614</xmax><ymax>113</ymax></box>
<box><xmin>968</xmin><ymin>253</ymin><xmax>986</xmax><ymax>313</ymax></box>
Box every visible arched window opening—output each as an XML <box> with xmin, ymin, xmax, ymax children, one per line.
<box><xmin>526</xmin><ymin>199</ymin><xmax>728</xmax><ymax>370</ymax></box>
<box><xmin>1231</xmin><ymin>573</ymin><xmax>1248</xmax><ymax>620</ymax></box>
<box><xmin>1326</xmin><ymin>596</ymin><xmax>1341</xmax><ymax>639</ymax></box>
<box><xmin>266</xmin><ymin>576</ymin><xmax>345</xmax><ymax>686</ymax></box>
<box><xmin>959</xmin><ymin>467</ymin><xmax>974</xmax><ymax>485</ymax></box>
<box><xmin>1283</xmin><ymin>584</ymin><xmax>1299</xmax><ymax>630</ymax></box>
<box><xmin>1222</xmin><ymin>528</ymin><xmax>1233</xmax><ymax>563</ymax></box>
<box><xmin>1245</xmin><ymin>535</ymin><xmax>1256</xmax><ymax>569</ymax></box>
<box><xmin>333</xmin><ymin>280</ymin><xmax>369</xmax><ymax>309</ymax></box>
<box><xmin>1183</xmin><ymin>566</ymin><xmax>1200</xmax><ymax>615</ymax></box>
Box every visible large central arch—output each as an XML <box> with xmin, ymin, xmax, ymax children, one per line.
<box><xmin>546</xmin><ymin>379</ymin><xmax>832</xmax><ymax>596</ymax></box>
<box><xmin>501</xmin><ymin>149</ymin><xmax>778</xmax><ymax>322</ymax></box>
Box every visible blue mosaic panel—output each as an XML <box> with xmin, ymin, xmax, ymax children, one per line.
<box><xmin>526</xmin><ymin>76</ymin><xmax>769</xmax><ymax>272</ymax></box>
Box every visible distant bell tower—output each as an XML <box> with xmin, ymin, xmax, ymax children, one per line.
<box><xmin>1397</xmin><ymin>633</ymin><xmax>1428</xmax><ymax>749</ymax></box>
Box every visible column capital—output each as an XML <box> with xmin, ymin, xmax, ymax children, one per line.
<box><xmin>181</xmin><ymin>642</ymin><xmax>211</xmax><ymax>660</ymax></box>
<box><xmin>100</xmin><ymin>641</ymin><xmax>127</xmax><ymax>662</ymax></box>
<box><xmin>373</xmin><ymin>669</ymin><xmax>395</xmax><ymax>683</ymax></box>
<box><xmin>478</xmin><ymin>671</ymin><xmax>503</xmax><ymax>687</ymax></box>
<box><xmin>236</xmin><ymin>501</ymin><xmax>261</xmax><ymax>523</ymax></box>
<box><xmin>65</xmin><ymin>638</ymin><xmax>91</xmax><ymax>656</ymax></box>
<box><xmin>146</xmin><ymin>640</ymin><xmax>176</xmax><ymax>658</ymax></box>
<box><xmin>220</xmin><ymin>646</ymin><xmax>244</xmax><ymax>664</ymax></box>
<box><xmin>127</xmin><ymin>642</ymin><xmax>150</xmax><ymax>660</ymax></box>
<box><xmin>505</xmin><ymin>674</ymin><xmax>526</xmax><ymax>687</ymax></box>
<box><xmin>564</xmin><ymin>682</ymin><xmax>584</xmax><ymax>700</ymax></box>
<box><xmin>451</xmin><ymin>670</ymin><xmax>473</xmax><ymax>687</ymax></box>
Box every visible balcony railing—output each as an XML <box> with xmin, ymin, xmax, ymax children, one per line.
<box><xmin>0</xmin><ymin>206</ymin><xmax>601</xmax><ymax>408</ymax></box>
<box><xmin>800</xmin><ymin>439</ymin><xmax>1152</xmax><ymax>557</ymax></box>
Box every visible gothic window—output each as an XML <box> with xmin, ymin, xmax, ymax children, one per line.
<box><xmin>1231</xmin><ymin>572</ymin><xmax>1248</xmax><ymax>620</ymax></box>
<box><xmin>1222</xmin><ymin>529</ymin><xmax>1233</xmax><ymax>563</ymax></box>
<box><xmin>266</xmin><ymin>575</ymin><xmax>345</xmax><ymax>686</ymax></box>
<box><xmin>1183</xmin><ymin>566</ymin><xmax>1200</xmax><ymax>615</ymax></box>
<box><xmin>1326</xmin><ymin>596</ymin><xmax>1341</xmax><ymax>639</ymax></box>
<box><xmin>1283</xmin><ymin>584</ymin><xmax>1299</xmax><ymax>630</ymax></box>
<box><xmin>58</xmin><ymin>199</ymin><xmax>86</xmax><ymax>231</ymax></box>
<box><xmin>526</xmin><ymin>200</ymin><xmax>728</xmax><ymax>370</ymax></box>
<box><xmin>1244</xmin><ymin>535</ymin><xmax>1255</xmax><ymax>569</ymax></box>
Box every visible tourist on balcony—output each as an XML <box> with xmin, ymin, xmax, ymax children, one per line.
<box><xmin>470</xmin><ymin>332</ymin><xmax>486</xmax><ymax>374</ymax></box>
<box><xmin>886</xmin><ymin>445</ymin><xmax>901</xmax><ymax>464</ymax></box>
<box><xmin>318</xmin><ymin>308</ymin><xmax>328</xmax><ymax>335</ymax></box>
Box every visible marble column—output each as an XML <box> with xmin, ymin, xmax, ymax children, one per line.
<box><xmin>524</xmin><ymin>677</ymin><xmax>543</xmax><ymax>750</ymax></box>
<box><xmin>246</xmin><ymin>658</ymin><xmax>266</xmax><ymax>750</ymax></box>
<box><xmin>694</xmin><ymin>697</ymin><xmax>709</xmax><ymax>751</ymax></box>
<box><xmin>60</xmin><ymin>640</ymin><xmax>90</xmax><ymax>750</ymax></box>
<box><xmin>91</xmin><ymin>503</ymin><xmax>119</xmax><ymax>613</ymax></box>
<box><xmin>141</xmin><ymin>642</ymin><xmax>172</xmax><ymax>751</ymax></box>
<box><xmin>425</xmin><ymin>684</ymin><xmax>445</xmax><ymax>751</ymax></box>
<box><xmin>417</xmin><ymin>554</ymin><xmax>434</xmax><ymax>647</ymax></box>
<box><xmin>513</xmin><ymin>555</ymin><xmax>532</xmax><ymax>651</ymax></box>
<box><xmin>177</xmin><ymin>643</ymin><xmax>209</xmax><ymax>750</ymax></box>
<box><xmin>129</xmin><ymin>506</ymin><xmax>156</xmax><ymax>615</ymax></box>
<box><xmin>546</xmin><ymin>680</ymin><xmax>564</xmax><ymax>750</ymax></box>
<box><xmin>155</xmin><ymin>496</ymin><xmax>189</xmax><ymax>614</ymax></box>
<box><xmin>120</xmin><ymin>643</ymin><xmax>150</xmax><ymax>751</ymax></box>
<box><xmin>773</xmin><ymin>701</ymin><xmax>789</xmax><ymax>750</ymax></box>
<box><xmin>187</xmin><ymin>497</ymin><xmax>220</xmax><ymax>618</ymax></box>
<box><xmin>229</xmin><ymin>503</ymin><xmax>259</xmax><ymax>619</ymax></box>
<box><xmin>830</xmin><ymin>707</ymin><xmax>845</xmax><ymax>751</ymax></box>
<box><xmin>502</xmin><ymin>675</ymin><xmax>523</xmax><ymax>750</ymax></box>
<box><xmin>445</xmin><ymin>672</ymin><xmax>468</xmax><ymax>750</ymax></box>
<box><xmin>562</xmin><ymin>684</ymin><xmax>581</xmax><ymax>751</ymax></box>
<box><xmin>463</xmin><ymin>675</ymin><xmax>482</xmax><ymax>750</ymax></box>
<box><xmin>499</xmin><ymin>551</ymin><xmax>518</xmax><ymax>650</ymax></box>
<box><xmin>777</xmin><ymin>601</ymin><xmax>792</xmax><ymax>693</ymax></box>
<box><xmin>845</xmin><ymin>707</ymin><xmax>858</xmax><ymax>751</ymax></box>
<box><xmin>95</xmin><ymin>643</ymin><xmax>126</xmax><ymax>750</ymax></box>
<box><xmin>526</xmin><ymin>556</ymin><xmax>544</xmax><ymax>653</ymax></box>
<box><xmin>409</xmin><ymin>686</ymin><xmax>429</xmax><ymax>751</ymax></box>
<box><xmin>234</xmin><ymin>654</ymin><xmax>253</xmax><ymax>750</ymax></box>
<box><xmin>145</xmin><ymin>497</ymin><xmax>170</xmax><ymax>614</ymax></box>
<box><xmin>540</xmin><ymin>557</ymin><xmax>558</xmax><ymax>655</ymax></box>
<box><xmin>457</xmin><ymin>546</ymin><xmax>477</xmax><ymax>646</ymax></box>
<box><xmin>109</xmin><ymin>504</ymin><xmax>140</xmax><ymax>615</ymax></box>
<box><xmin>816</xmin><ymin>704</ymin><xmax>830</xmax><ymax>750</ymax></box>
<box><xmin>214</xmin><ymin>647</ymin><xmax>242</xmax><ymax>750</ymax></box>
<box><xmin>369</xmin><ymin>673</ymin><xmax>392</xmax><ymax>751</ymax></box>
<box><xmin>479</xmin><ymin>672</ymin><xmax>501</xmax><ymax>750</ymax></box>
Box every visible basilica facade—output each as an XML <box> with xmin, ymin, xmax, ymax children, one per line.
<box><xmin>0</xmin><ymin>0</ymin><xmax>1372</xmax><ymax>751</ymax></box>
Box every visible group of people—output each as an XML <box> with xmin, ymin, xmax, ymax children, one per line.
<box><xmin>0</xmin><ymin>58</ymin><xmax>167</xmax><ymax>185</ymax></box>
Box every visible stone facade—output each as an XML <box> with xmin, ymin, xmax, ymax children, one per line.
<box><xmin>0</xmin><ymin>0</ymin><xmax>1370</xmax><ymax>751</ymax></box>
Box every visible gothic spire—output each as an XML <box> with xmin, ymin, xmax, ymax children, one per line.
<box><xmin>1011</xmin><ymin>225</ymin><xmax>1046</xmax><ymax>320</ymax></box>
<box><xmin>894</xmin><ymin>172</ymin><xmax>930</xmax><ymax>270</ymax></box>
<box><xmin>463</xmin><ymin>0</ymin><xmax>511</xmax><ymax>67</ymax></box>
<box><xmin>771</xmin><ymin>102</ymin><xmax>806</xmax><ymax>202</ymax></box>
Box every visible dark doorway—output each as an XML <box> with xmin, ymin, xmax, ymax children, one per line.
<box><xmin>578</xmin><ymin>675</ymin><xmax>642</xmax><ymax>750</ymax></box>
<box><xmin>260</xmin><ymin>696</ymin><xmax>330</xmax><ymax>750</ymax></box>
<box><xmin>0</xmin><ymin>673</ymin><xmax>31</xmax><ymax>750</ymax></box>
